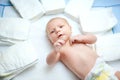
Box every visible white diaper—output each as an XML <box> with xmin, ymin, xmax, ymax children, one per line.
<box><xmin>85</xmin><ymin>58</ymin><xmax>118</xmax><ymax>80</ymax></box>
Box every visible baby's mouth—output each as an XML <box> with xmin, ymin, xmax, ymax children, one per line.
<box><xmin>58</xmin><ymin>34</ymin><xmax>63</xmax><ymax>38</ymax></box>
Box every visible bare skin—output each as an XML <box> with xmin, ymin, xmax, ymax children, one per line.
<box><xmin>46</xmin><ymin>17</ymin><xmax>120</xmax><ymax>80</ymax></box>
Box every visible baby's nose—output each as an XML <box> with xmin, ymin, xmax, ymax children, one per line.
<box><xmin>56</xmin><ymin>28</ymin><xmax>61</xmax><ymax>33</ymax></box>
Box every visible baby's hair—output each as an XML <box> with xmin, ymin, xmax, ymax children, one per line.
<box><xmin>47</xmin><ymin>17</ymin><xmax>69</xmax><ymax>26</ymax></box>
<box><xmin>46</xmin><ymin>17</ymin><xmax>70</xmax><ymax>33</ymax></box>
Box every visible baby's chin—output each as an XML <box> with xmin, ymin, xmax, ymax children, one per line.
<box><xmin>59</xmin><ymin>35</ymin><xmax>67</xmax><ymax>41</ymax></box>
<box><xmin>52</xmin><ymin>35</ymin><xmax>68</xmax><ymax>45</ymax></box>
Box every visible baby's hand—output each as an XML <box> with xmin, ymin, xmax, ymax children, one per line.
<box><xmin>54</xmin><ymin>39</ymin><xmax>65</xmax><ymax>52</ymax></box>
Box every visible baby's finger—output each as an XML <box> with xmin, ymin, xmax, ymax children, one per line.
<box><xmin>54</xmin><ymin>43</ymin><xmax>61</xmax><ymax>51</ymax></box>
<box><xmin>70</xmin><ymin>37</ymin><xmax>75</xmax><ymax>44</ymax></box>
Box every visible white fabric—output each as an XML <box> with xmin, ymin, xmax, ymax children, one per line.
<box><xmin>79</xmin><ymin>7</ymin><xmax>118</xmax><ymax>33</ymax></box>
<box><xmin>95</xmin><ymin>33</ymin><xmax>120</xmax><ymax>61</ymax></box>
<box><xmin>10</xmin><ymin>0</ymin><xmax>45</xmax><ymax>20</ymax></box>
<box><xmin>64</xmin><ymin>0</ymin><xmax>94</xmax><ymax>22</ymax></box>
<box><xmin>0</xmin><ymin>41</ymin><xmax>38</xmax><ymax>80</ymax></box>
<box><xmin>0</xmin><ymin>39</ymin><xmax>21</xmax><ymax>46</ymax></box>
<box><xmin>0</xmin><ymin>18</ymin><xmax>30</xmax><ymax>45</ymax></box>
<box><xmin>11</xmin><ymin>14</ymin><xmax>81</xmax><ymax>80</ymax></box>
<box><xmin>41</xmin><ymin>0</ymin><xmax>65</xmax><ymax>15</ymax></box>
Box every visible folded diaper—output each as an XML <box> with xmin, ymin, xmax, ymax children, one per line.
<box><xmin>64</xmin><ymin>0</ymin><xmax>94</xmax><ymax>22</ymax></box>
<box><xmin>95</xmin><ymin>33</ymin><xmax>120</xmax><ymax>61</ymax></box>
<box><xmin>41</xmin><ymin>0</ymin><xmax>65</xmax><ymax>15</ymax></box>
<box><xmin>79</xmin><ymin>7</ymin><xmax>118</xmax><ymax>33</ymax></box>
<box><xmin>0</xmin><ymin>41</ymin><xmax>38</xmax><ymax>80</ymax></box>
<box><xmin>10</xmin><ymin>0</ymin><xmax>45</xmax><ymax>20</ymax></box>
<box><xmin>0</xmin><ymin>18</ymin><xmax>30</xmax><ymax>46</ymax></box>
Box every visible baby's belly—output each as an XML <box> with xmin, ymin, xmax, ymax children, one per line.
<box><xmin>60</xmin><ymin>44</ymin><xmax>98</xmax><ymax>79</ymax></box>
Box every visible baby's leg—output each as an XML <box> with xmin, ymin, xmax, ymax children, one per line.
<box><xmin>115</xmin><ymin>71</ymin><xmax>120</xmax><ymax>80</ymax></box>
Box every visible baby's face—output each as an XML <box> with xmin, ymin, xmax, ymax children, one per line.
<box><xmin>46</xmin><ymin>18</ymin><xmax>71</xmax><ymax>44</ymax></box>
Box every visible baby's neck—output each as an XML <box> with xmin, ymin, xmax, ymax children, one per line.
<box><xmin>63</xmin><ymin>39</ymin><xmax>71</xmax><ymax>47</ymax></box>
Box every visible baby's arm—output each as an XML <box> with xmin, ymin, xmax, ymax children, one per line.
<box><xmin>70</xmin><ymin>34</ymin><xmax>97</xmax><ymax>44</ymax></box>
<box><xmin>46</xmin><ymin>50</ymin><xmax>60</xmax><ymax>65</ymax></box>
<box><xmin>46</xmin><ymin>39</ymin><xmax>65</xmax><ymax>65</ymax></box>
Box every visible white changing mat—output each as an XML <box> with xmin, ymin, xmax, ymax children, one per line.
<box><xmin>11</xmin><ymin>14</ymin><xmax>81</xmax><ymax>80</ymax></box>
<box><xmin>0</xmin><ymin>18</ymin><xmax>30</xmax><ymax>45</ymax></box>
<box><xmin>10</xmin><ymin>0</ymin><xmax>45</xmax><ymax>20</ymax></box>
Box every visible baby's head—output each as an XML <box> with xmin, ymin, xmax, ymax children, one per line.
<box><xmin>46</xmin><ymin>17</ymin><xmax>72</xmax><ymax>44</ymax></box>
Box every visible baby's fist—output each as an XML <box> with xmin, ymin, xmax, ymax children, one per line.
<box><xmin>54</xmin><ymin>39</ymin><xmax>65</xmax><ymax>52</ymax></box>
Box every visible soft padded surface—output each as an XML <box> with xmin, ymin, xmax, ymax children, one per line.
<box><xmin>79</xmin><ymin>7</ymin><xmax>118</xmax><ymax>33</ymax></box>
<box><xmin>41</xmin><ymin>0</ymin><xmax>65</xmax><ymax>15</ymax></box>
<box><xmin>10</xmin><ymin>0</ymin><xmax>45</xmax><ymax>20</ymax></box>
<box><xmin>0</xmin><ymin>41</ymin><xmax>38</xmax><ymax>80</ymax></box>
<box><xmin>64</xmin><ymin>0</ymin><xmax>94</xmax><ymax>22</ymax></box>
<box><xmin>12</xmin><ymin>14</ymin><xmax>81</xmax><ymax>80</ymax></box>
<box><xmin>0</xmin><ymin>18</ymin><xmax>30</xmax><ymax>45</ymax></box>
<box><xmin>92</xmin><ymin>0</ymin><xmax>120</xmax><ymax>33</ymax></box>
<box><xmin>0</xmin><ymin>18</ymin><xmax>30</xmax><ymax>40</ymax></box>
<box><xmin>96</xmin><ymin>33</ymin><xmax>120</xmax><ymax>61</ymax></box>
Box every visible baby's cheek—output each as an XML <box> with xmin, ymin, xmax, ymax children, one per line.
<box><xmin>49</xmin><ymin>36</ymin><xmax>56</xmax><ymax>43</ymax></box>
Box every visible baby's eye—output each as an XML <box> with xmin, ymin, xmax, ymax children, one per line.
<box><xmin>59</xmin><ymin>25</ymin><xmax>63</xmax><ymax>28</ymax></box>
<box><xmin>50</xmin><ymin>30</ymin><xmax>55</xmax><ymax>34</ymax></box>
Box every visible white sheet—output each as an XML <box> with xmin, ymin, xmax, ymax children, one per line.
<box><xmin>10</xmin><ymin>14</ymin><xmax>120</xmax><ymax>80</ymax></box>
<box><xmin>12</xmin><ymin>14</ymin><xmax>81</xmax><ymax>80</ymax></box>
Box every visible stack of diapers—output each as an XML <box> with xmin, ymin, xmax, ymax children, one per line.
<box><xmin>79</xmin><ymin>7</ymin><xmax>118</xmax><ymax>33</ymax></box>
<box><xmin>64</xmin><ymin>0</ymin><xmax>94</xmax><ymax>22</ymax></box>
<box><xmin>0</xmin><ymin>41</ymin><xmax>38</xmax><ymax>80</ymax></box>
<box><xmin>41</xmin><ymin>0</ymin><xmax>65</xmax><ymax>15</ymax></box>
<box><xmin>10</xmin><ymin>0</ymin><xmax>45</xmax><ymax>20</ymax></box>
<box><xmin>95</xmin><ymin>33</ymin><xmax>120</xmax><ymax>61</ymax></box>
<box><xmin>0</xmin><ymin>18</ymin><xmax>30</xmax><ymax>46</ymax></box>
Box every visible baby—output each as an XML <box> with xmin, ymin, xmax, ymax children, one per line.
<box><xmin>46</xmin><ymin>17</ymin><xmax>120</xmax><ymax>80</ymax></box>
